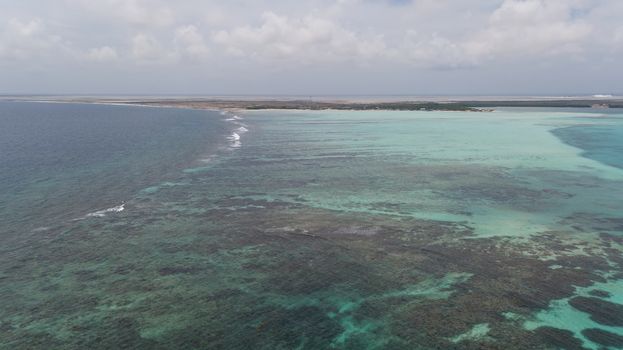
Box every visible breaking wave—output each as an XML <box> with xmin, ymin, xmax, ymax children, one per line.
<box><xmin>86</xmin><ymin>203</ymin><xmax>125</xmax><ymax>218</ymax></box>
<box><xmin>223</xmin><ymin>113</ymin><xmax>248</xmax><ymax>149</ymax></box>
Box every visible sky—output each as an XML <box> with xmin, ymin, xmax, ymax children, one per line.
<box><xmin>0</xmin><ymin>0</ymin><xmax>622</xmax><ymax>96</ymax></box>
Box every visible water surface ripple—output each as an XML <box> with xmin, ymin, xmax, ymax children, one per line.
<box><xmin>1</xmin><ymin>103</ymin><xmax>622</xmax><ymax>349</ymax></box>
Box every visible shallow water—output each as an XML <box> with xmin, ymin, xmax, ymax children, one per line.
<box><xmin>1</xmin><ymin>103</ymin><xmax>622</xmax><ymax>349</ymax></box>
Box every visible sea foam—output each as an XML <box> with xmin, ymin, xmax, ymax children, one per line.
<box><xmin>223</xmin><ymin>114</ymin><xmax>247</xmax><ymax>149</ymax></box>
<box><xmin>86</xmin><ymin>203</ymin><xmax>125</xmax><ymax>218</ymax></box>
<box><xmin>225</xmin><ymin>115</ymin><xmax>243</xmax><ymax>122</ymax></box>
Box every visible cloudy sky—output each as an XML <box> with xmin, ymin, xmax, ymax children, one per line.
<box><xmin>1</xmin><ymin>0</ymin><xmax>622</xmax><ymax>95</ymax></box>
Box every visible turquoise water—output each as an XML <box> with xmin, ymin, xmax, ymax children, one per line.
<box><xmin>1</xmin><ymin>103</ymin><xmax>622</xmax><ymax>349</ymax></box>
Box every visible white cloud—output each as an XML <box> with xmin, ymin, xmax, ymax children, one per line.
<box><xmin>2</xmin><ymin>0</ymin><xmax>623</xmax><ymax>93</ymax></box>
<box><xmin>131</xmin><ymin>33</ymin><xmax>173</xmax><ymax>63</ymax></box>
<box><xmin>68</xmin><ymin>0</ymin><xmax>174</xmax><ymax>27</ymax></box>
<box><xmin>174</xmin><ymin>25</ymin><xmax>209</xmax><ymax>61</ymax></box>
<box><xmin>401</xmin><ymin>31</ymin><xmax>473</xmax><ymax>69</ymax></box>
<box><xmin>84</xmin><ymin>46</ymin><xmax>118</xmax><ymax>62</ymax></box>
<box><xmin>212</xmin><ymin>11</ymin><xmax>387</xmax><ymax>64</ymax></box>
<box><xmin>130</xmin><ymin>27</ymin><xmax>210</xmax><ymax>64</ymax></box>
<box><xmin>401</xmin><ymin>0</ymin><xmax>593</xmax><ymax>68</ymax></box>
<box><xmin>467</xmin><ymin>0</ymin><xmax>592</xmax><ymax>59</ymax></box>
<box><xmin>0</xmin><ymin>18</ymin><xmax>67</xmax><ymax>61</ymax></box>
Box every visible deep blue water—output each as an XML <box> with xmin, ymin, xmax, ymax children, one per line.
<box><xmin>553</xmin><ymin>116</ymin><xmax>623</xmax><ymax>170</ymax></box>
<box><xmin>0</xmin><ymin>101</ymin><xmax>224</xmax><ymax>237</ymax></box>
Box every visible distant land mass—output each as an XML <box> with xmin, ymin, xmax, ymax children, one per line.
<box><xmin>2</xmin><ymin>96</ymin><xmax>622</xmax><ymax>111</ymax></box>
<box><xmin>122</xmin><ymin>99</ymin><xmax>489</xmax><ymax>112</ymax></box>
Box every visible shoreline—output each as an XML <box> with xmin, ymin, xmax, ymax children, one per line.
<box><xmin>0</xmin><ymin>98</ymin><xmax>489</xmax><ymax>112</ymax></box>
<box><xmin>120</xmin><ymin>100</ymin><xmax>492</xmax><ymax>112</ymax></box>
<box><xmin>3</xmin><ymin>96</ymin><xmax>622</xmax><ymax>112</ymax></box>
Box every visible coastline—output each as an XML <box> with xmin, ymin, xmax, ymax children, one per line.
<box><xmin>3</xmin><ymin>95</ymin><xmax>623</xmax><ymax>113</ymax></box>
<box><xmin>124</xmin><ymin>100</ymin><xmax>492</xmax><ymax>112</ymax></box>
<box><xmin>0</xmin><ymin>97</ymin><xmax>488</xmax><ymax>112</ymax></box>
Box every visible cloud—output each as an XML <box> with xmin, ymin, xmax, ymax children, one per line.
<box><xmin>212</xmin><ymin>11</ymin><xmax>387</xmax><ymax>64</ymax></box>
<box><xmin>401</xmin><ymin>31</ymin><xmax>473</xmax><ymax>69</ymax></box>
<box><xmin>174</xmin><ymin>25</ymin><xmax>210</xmax><ymax>61</ymax></box>
<box><xmin>68</xmin><ymin>0</ymin><xmax>174</xmax><ymax>27</ymax></box>
<box><xmin>1</xmin><ymin>0</ymin><xmax>608</xmax><ymax>69</ymax></box>
<box><xmin>615</xmin><ymin>27</ymin><xmax>623</xmax><ymax>46</ymax></box>
<box><xmin>84</xmin><ymin>46</ymin><xmax>118</xmax><ymax>62</ymax></box>
<box><xmin>0</xmin><ymin>18</ymin><xmax>68</xmax><ymax>61</ymax></box>
<box><xmin>130</xmin><ymin>33</ymin><xmax>173</xmax><ymax>63</ymax></box>
<box><xmin>130</xmin><ymin>27</ymin><xmax>210</xmax><ymax>64</ymax></box>
<box><xmin>467</xmin><ymin>0</ymin><xmax>592</xmax><ymax>59</ymax></box>
<box><xmin>401</xmin><ymin>0</ymin><xmax>593</xmax><ymax>68</ymax></box>
<box><xmin>1</xmin><ymin>0</ymin><xmax>622</xmax><ymax>94</ymax></box>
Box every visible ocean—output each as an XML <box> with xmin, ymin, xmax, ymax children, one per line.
<box><xmin>1</xmin><ymin>101</ymin><xmax>622</xmax><ymax>349</ymax></box>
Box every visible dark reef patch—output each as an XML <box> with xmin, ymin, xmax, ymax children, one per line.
<box><xmin>533</xmin><ymin>327</ymin><xmax>588</xmax><ymax>350</ymax></box>
<box><xmin>588</xmin><ymin>289</ymin><xmax>611</xmax><ymax>298</ymax></box>
<box><xmin>568</xmin><ymin>297</ymin><xmax>623</xmax><ymax>327</ymax></box>
<box><xmin>581</xmin><ymin>328</ymin><xmax>623</xmax><ymax>347</ymax></box>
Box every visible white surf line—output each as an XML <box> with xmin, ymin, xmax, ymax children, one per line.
<box><xmin>83</xmin><ymin>203</ymin><xmax>126</xmax><ymax>219</ymax></box>
<box><xmin>223</xmin><ymin>113</ymin><xmax>249</xmax><ymax>149</ymax></box>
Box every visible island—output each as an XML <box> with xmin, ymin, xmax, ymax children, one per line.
<box><xmin>2</xmin><ymin>96</ymin><xmax>622</xmax><ymax>111</ymax></box>
<box><xmin>120</xmin><ymin>99</ymin><xmax>489</xmax><ymax>112</ymax></box>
